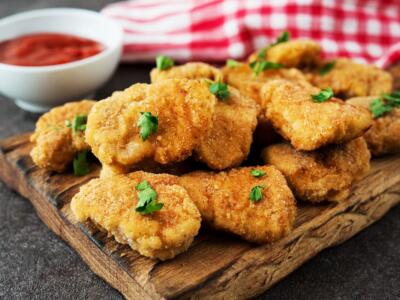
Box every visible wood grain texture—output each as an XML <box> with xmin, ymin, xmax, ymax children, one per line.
<box><xmin>0</xmin><ymin>134</ymin><xmax>399</xmax><ymax>300</ymax></box>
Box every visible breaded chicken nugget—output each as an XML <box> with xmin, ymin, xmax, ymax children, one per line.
<box><xmin>71</xmin><ymin>172</ymin><xmax>201</xmax><ymax>260</ymax></box>
<box><xmin>150</xmin><ymin>62</ymin><xmax>223</xmax><ymax>82</ymax></box>
<box><xmin>86</xmin><ymin>79</ymin><xmax>217</xmax><ymax>176</ymax></box>
<box><xmin>262</xmin><ymin>137</ymin><xmax>370</xmax><ymax>202</ymax></box>
<box><xmin>30</xmin><ymin>100</ymin><xmax>95</xmax><ymax>172</ymax></box>
<box><xmin>179</xmin><ymin>166</ymin><xmax>296</xmax><ymax>243</ymax></box>
<box><xmin>222</xmin><ymin>63</ymin><xmax>311</xmax><ymax>105</ymax></box>
<box><xmin>260</xmin><ymin>80</ymin><xmax>373</xmax><ymax>150</ymax></box>
<box><xmin>249</xmin><ymin>40</ymin><xmax>321</xmax><ymax>68</ymax></box>
<box><xmin>309</xmin><ymin>58</ymin><xmax>392</xmax><ymax>98</ymax></box>
<box><xmin>195</xmin><ymin>87</ymin><xmax>258</xmax><ymax>169</ymax></box>
<box><xmin>347</xmin><ymin>96</ymin><xmax>400</xmax><ymax>156</ymax></box>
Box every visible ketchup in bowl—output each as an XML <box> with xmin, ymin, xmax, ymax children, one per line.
<box><xmin>0</xmin><ymin>33</ymin><xmax>104</xmax><ymax>67</ymax></box>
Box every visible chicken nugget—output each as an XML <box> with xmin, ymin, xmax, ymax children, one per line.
<box><xmin>30</xmin><ymin>100</ymin><xmax>95</xmax><ymax>172</ymax></box>
<box><xmin>347</xmin><ymin>96</ymin><xmax>400</xmax><ymax>156</ymax></box>
<box><xmin>249</xmin><ymin>39</ymin><xmax>321</xmax><ymax>68</ymax></box>
<box><xmin>309</xmin><ymin>58</ymin><xmax>392</xmax><ymax>98</ymax></box>
<box><xmin>71</xmin><ymin>172</ymin><xmax>201</xmax><ymax>260</ymax></box>
<box><xmin>86</xmin><ymin>79</ymin><xmax>217</xmax><ymax>176</ymax></box>
<box><xmin>194</xmin><ymin>87</ymin><xmax>258</xmax><ymax>169</ymax></box>
<box><xmin>179</xmin><ymin>166</ymin><xmax>296</xmax><ymax>243</ymax></box>
<box><xmin>222</xmin><ymin>63</ymin><xmax>311</xmax><ymax>105</ymax></box>
<box><xmin>260</xmin><ymin>80</ymin><xmax>373</xmax><ymax>150</ymax></box>
<box><xmin>150</xmin><ymin>62</ymin><xmax>222</xmax><ymax>82</ymax></box>
<box><xmin>262</xmin><ymin>137</ymin><xmax>371</xmax><ymax>202</ymax></box>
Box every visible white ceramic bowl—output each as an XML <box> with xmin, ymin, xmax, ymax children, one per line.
<box><xmin>0</xmin><ymin>8</ymin><xmax>123</xmax><ymax>112</ymax></box>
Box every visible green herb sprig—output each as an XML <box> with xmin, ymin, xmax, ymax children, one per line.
<box><xmin>73</xmin><ymin>150</ymin><xmax>90</xmax><ymax>176</ymax></box>
<box><xmin>156</xmin><ymin>55</ymin><xmax>174</xmax><ymax>70</ymax></box>
<box><xmin>369</xmin><ymin>90</ymin><xmax>400</xmax><ymax>118</ymax></box>
<box><xmin>226</xmin><ymin>59</ymin><xmax>239</xmax><ymax>68</ymax></box>
<box><xmin>312</xmin><ymin>88</ymin><xmax>334</xmax><ymax>103</ymax></box>
<box><xmin>209</xmin><ymin>82</ymin><xmax>230</xmax><ymax>101</ymax></box>
<box><xmin>257</xmin><ymin>31</ymin><xmax>290</xmax><ymax>59</ymax></box>
<box><xmin>135</xmin><ymin>180</ymin><xmax>163</xmax><ymax>215</ymax></box>
<box><xmin>250</xmin><ymin>169</ymin><xmax>266</xmax><ymax>178</ymax></box>
<box><xmin>137</xmin><ymin>112</ymin><xmax>158</xmax><ymax>141</ymax></box>
<box><xmin>249</xmin><ymin>60</ymin><xmax>283</xmax><ymax>77</ymax></box>
<box><xmin>319</xmin><ymin>61</ymin><xmax>336</xmax><ymax>76</ymax></box>
<box><xmin>65</xmin><ymin>115</ymin><xmax>87</xmax><ymax>133</ymax></box>
<box><xmin>249</xmin><ymin>185</ymin><xmax>265</xmax><ymax>202</ymax></box>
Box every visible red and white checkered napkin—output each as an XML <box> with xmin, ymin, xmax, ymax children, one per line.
<box><xmin>102</xmin><ymin>0</ymin><xmax>400</xmax><ymax>68</ymax></box>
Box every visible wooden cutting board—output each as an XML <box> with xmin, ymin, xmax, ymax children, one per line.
<box><xmin>0</xmin><ymin>133</ymin><xmax>399</xmax><ymax>300</ymax></box>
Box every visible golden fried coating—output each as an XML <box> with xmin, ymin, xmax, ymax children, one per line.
<box><xmin>222</xmin><ymin>63</ymin><xmax>311</xmax><ymax>105</ymax></box>
<box><xmin>30</xmin><ymin>100</ymin><xmax>95</xmax><ymax>172</ymax></box>
<box><xmin>71</xmin><ymin>172</ymin><xmax>201</xmax><ymax>260</ymax></box>
<box><xmin>260</xmin><ymin>80</ymin><xmax>373</xmax><ymax>150</ymax></box>
<box><xmin>347</xmin><ymin>96</ymin><xmax>400</xmax><ymax>156</ymax></box>
<box><xmin>262</xmin><ymin>137</ymin><xmax>370</xmax><ymax>203</ymax></box>
<box><xmin>179</xmin><ymin>166</ymin><xmax>296</xmax><ymax>243</ymax></box>
<box><xmin>150</xmin><ymin>62</ymin><xmax>223</xmax><ymax>82</ymax></box>
<box><xmin>86</xmin><ymin>79</ymin><xmax>217</xmax><ymax>176</ymax></box>
<box><xmin>309</xmin><ymin>58</ymin><xmax>392</xmax><ymax>98</ymax></box>
<box><xmin>194</xmin><ymin>87</ymin><xmax>258</xmax><ymax>169</ymax></box>
<box><xmin>249</xmin><ymin>40</ymin><xmax>321</xmax><ymax>68</ymax></box>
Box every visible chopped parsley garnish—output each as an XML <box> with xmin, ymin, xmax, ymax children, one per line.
<box><xmin>250</xmin><ymin>169</ymin><xmax>266</xmax><ymax>178</ymax></box>
<box><xmin>135</xmin><ymin>180</ymin><xmax>163</xmax><ymax>215</ymax></box>
<box><xmin>226</xmin><ymin>59</ymin><xmax>239</xmax><ymax>68</ymax></box>
<box><xmin>209</xmin><ymin>82</ymin><xmax>230</xmax><ymax>101</ymax></box>
<box><xmin>156</xmin><ymin>55</ymin><xmax>174</xmax><ymax>70</ymax></box>
<box><xmin>249</xmin><ymin>60</ymin><xmax>283</xmax><ymax>77</ymax></box>
<box><xmin>370</xmin><ymin>99</ymin><xmax>393</xmax><ymax>118</ymax></box>
<box><xmin>73</xmin><ymin>150</ymin><xmax>90</xmax><ymax>176</ymax></box>
<box><xmin>275</xmin><ymin>31</ymin><xmax>290</xmax><ymax>44</ymax></box>
<box><xmin>257</xmin><ymin>31</ymin><xmax>290</xmax><ymax>59</ymax></box>
<box><xmin>369</xmin><ymin>91</ymin><xmax>400</xmax><ymax>118</ymax></box>
<box><xmin>312</xmin><ymin>88</ymin><xmax>334</xmax><ymax>103</ymax></box>
<box><xmin>137</xmin><ymin>112</ymin><xmax>158</xmax><ymax>141</ymax></box>
<box><xmin>319</xmin><ymin>61</ymin><xmax>336</xmax><ymax>76</ymax></box>
<box><xmin>383</xmin><ymin>93</ymin><xmax>400</xmax><ymax>106</ymax></box>
<box><xmin>65</xmin><ymin>115</ymin><xmax>87</xmax><ymax>133</ymax></box>
<box><xmin>249</xmin><ymin>185</ymin><xmax>265</xmax><ymax>202</ymax></box>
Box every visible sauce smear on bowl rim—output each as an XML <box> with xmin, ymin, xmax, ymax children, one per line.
<box><xmin>0</xmin><ymin>33</ymin><xmax>104</xmax><ymax>67</ymax></box>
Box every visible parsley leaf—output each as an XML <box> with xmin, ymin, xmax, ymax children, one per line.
<box><xmin>209</xmin><ymin>82</ymin><xmax>230</xmax><ymax>101</ymax></box>
<box><xmin>257</xmin><ymin>49</ymin><xmax>266</xmax><ymax>59</ymax></box>
<box><xmin>249</xmin><ymin>185</ymin><xmax>265</xmax><ymax>202</ymax></box>
<box><xmin>383</xmin><ymin>93</ymin><xmax>400</xmax><ymax>106</ymax></box>
<box><xmin>137</xmin><ymin>112</ymin><xmax>158</xmax><ymax>141</ymax></box>
<box><xmin>257</xmin><ymin>31</ymin><xmax>290</xmax><ymax>59</ymax></box>
<box><xmin>275</xmin><ymin>31</ymin><xmax>290</xmax><ymax>44</ymax></box>
<box><xmin>391</xmin><ymin>90</ymin><xmax>400</xmax><ymax>98</ymax></box>
<box><xmin>135</xmin><ymin>180</ymin><xmax>163</xmax><ymax>215</ymax></box>
<box><xmin>312</xmin><ymin>88</ymin><xmax>334</xmax><ymax>103</ymax></box>
<box><xmin>250</xmin><ymin>169</ymin><xmax>266</xmax><ymax>178</ymax></box>
<box><xmin>226</xmin><ymin>59</ymin><xmax>239</xmax><ymax>68</ymax></box>
<box><xmin>369</xmin><ymin>98</ymin><xmax>394</xmax><ymax>118</ymax></box>
<box><xmin>319</xmin><ymin>61</ymin><xmax>336</xmax><ymax>76</ymax></box>
<box><xmin>66</xmin><ymin>115</ymin><xmax>87</xmax><ymax>133</ymax></box>
<box><xmin>249</xmin><ymin>60</ymin><xmax>283</xmax><ymax>77</ymax></box>
<box><xmin>73</xmin><ymin>150</ymin><xmax>90</xmax><ymax>176</ymax></box>
<box><xmin>136</xmin><ymin>180</ymin><xmax>151</xmax><ymax>191</ymax></box>
<box><xmin>156</xmin><ymin>55</ymin><xmax>174</xmax><ymax>70</ymax></box>
<box><xmin>369</xmin><ymin>91</ymin><xmax>400</xmax><ymax>118</ymax></box>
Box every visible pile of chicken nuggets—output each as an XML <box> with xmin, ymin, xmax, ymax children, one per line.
<box><xmin>30</xmin><ymin>32</ymin><xmax>400</xmax><ymax>260</ymax></box>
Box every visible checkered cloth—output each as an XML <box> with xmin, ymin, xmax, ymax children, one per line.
<box><xmin>102</xmin><ymin>0</ymin><xmax>400</xmax><ymax>68</ymax></box>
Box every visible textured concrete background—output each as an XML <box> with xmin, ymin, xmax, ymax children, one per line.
<box><xmin>0</xmin><ymin>1</ymin><xmax>399</xmax><ymax>299</ymax></box>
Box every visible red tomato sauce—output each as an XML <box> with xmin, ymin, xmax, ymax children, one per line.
<box><xmin>0</xmin><ymin>33</ymin><xmax>104</xmax><ymax>66</ymax></box>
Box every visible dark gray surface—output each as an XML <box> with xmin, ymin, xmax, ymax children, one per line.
<box><xmin>0</xmin><ymin>1</ymin><xmax>399</xmax><ymax>299</ymax></box>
